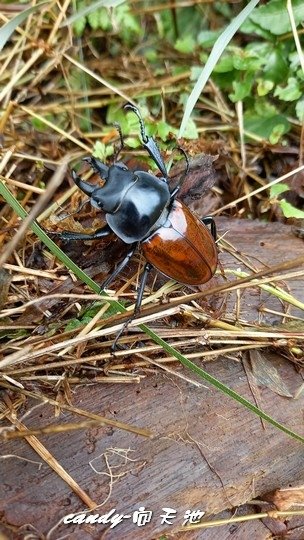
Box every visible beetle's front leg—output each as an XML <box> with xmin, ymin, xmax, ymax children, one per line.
<box><xmin>51</xmin><ymin>223</ymin><xmax>112</xmax><ymax>242</ymax></box>
<box><xmin>124</xmin><ymin>103</ymin><xmax>168</xmax><ymax>179</ymax></box>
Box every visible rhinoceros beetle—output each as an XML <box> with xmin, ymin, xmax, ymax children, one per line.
<box><xmin>57</xmin><ymin>104</ymin><xmax>218</xmax><ymax>348</ymax></box>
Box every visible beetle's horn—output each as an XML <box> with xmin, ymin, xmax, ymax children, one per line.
<box><xmin>71</xmin><ymin>170</ymin><xmax>95</xmax><ymax>196</ymax></box>
<box><xmin>83</xmin><ymin>156</ymin><xmax>109</xmax><ymax>178</ymax></box>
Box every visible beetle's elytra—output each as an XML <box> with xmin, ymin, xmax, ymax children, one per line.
<box><xmin>142</xmin><ymin>199</ymin><xmax>217</xmax><ymax>285</ymax></box>
<box><xmin>56</xmin><ymin>104</ymin><xmax>218</xmax><ymax>348</ymax></box>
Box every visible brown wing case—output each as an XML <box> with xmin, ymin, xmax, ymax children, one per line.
<box><xmin>142</xmin><ymin>200</ymin><xmax>218</xmax><ymax>285</ymax></box>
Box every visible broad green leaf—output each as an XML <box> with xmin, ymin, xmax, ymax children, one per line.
<box><xmin>244</xmin><ymin>113</ymin><xmax>290</xmax><ymax>141</ymax></box>
<box><xmin>174</xmin><ymin>36</ymin><xmax>196</xmax><ymax>54</ymax></box>
<box><xmin>88</xmin><ymin>8</ymin><xmax>103</xmax><ymax>30</ymax></box>
<box><xmin>232</xmin><ymin>51</ymin><xmax>263</xmax><ymax>71</ymax></box>
<box><xmin>116</xmin><ymin>4</ymin><xmax>142</xmax><ymax>35</ymax></box>
<box><xmin>212</xmin><ymin>54</ymin><xmax>234</xmax><ymax>73</ymax></box>
<box><xmin>263</xmin><ymin>48</ymin><xmax>289</xmax><ymax>83</ymax></box>
<box><xmin>250</xmin><ymin>0</ymin><xmax>304</xmax><ymax>36</ymax></box>
<box><xmin>182</xmin><ymin>118</ymin><xmax>198</xmax><ymax>139</ymax></box>
<box><xmin>240</xmin><ymin>18</ymin><xmax>273</xmax><ymax>39</ymax></box>
<box><xmin>270</xmin><ymin>183</ymin><xmax>289</xmax><ymax>197</ymax></box>
<box><xmin>274</xmin><ymin>77</ymin><xmax>302</xmax><ymax>101</ymax></box>
<box><xmin>197</xmin><ymin>30</ymin><xmax>221</xmax><ymax>48</ymax></box>
<box><xmin>93</xmin><ymin>140</ymin><xmax>114</xmax><ymax>160</ymax></box>
<box><xmin>229</xmin><ymin>72</ymin><xmax>255</xmax><ymax>102</ymax></box>
<box><xmin>254</xmin><ymin>99</ymin><xmax>277</xmax><ymax>117</ymax></box>
<box><xmin>269</xmin><ymin>124</ymin><xmax>287</xmax><ymax>144</ymax></box>
<box><xmin>156</xmin><ymin>121</ymin><xmax>174</xmax><ymax>141</ymax></box>
<box><xmin>257</xmin><ymin>79</ymin><xmax>274</xmax><ymax>96</ymax></box>
<box><xmin>280</xmin><ymin>200</ymin><xmax>304</xmax><ymax>218</ymax></box>
<box><xmin>296</xmin><ymin>99</ymin><xmax>304</xmax><ymax>121</ymax></box>
<box><xmin>73</xmin><ymin>15</ymin><xmax>86</xmax><ymax>36</ymax></box>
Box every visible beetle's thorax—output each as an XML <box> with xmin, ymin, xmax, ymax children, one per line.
<box><xmin>106</xmin><ymin>170</ymin><xmax>170</xmax><ymax>243</ymax></box>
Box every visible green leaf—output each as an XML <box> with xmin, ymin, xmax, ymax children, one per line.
<box><xmin>274</xmin><ymin>77</ymin><xmax>302</xmax><ymax>101</ymax></box>
<box><xmin>31</xmin><ymin>115</ymin><xmax>55</xmax><ymax>131</ymax></box>
<box><xmin>269</xmin><ymin>124</ymin><xmax>286</xmax><ymax>144</ymax></box>
<box><xmin>229</xmin><ymin>72</ymin><xmax>254</xmax><ymax>102</ymax></box>
<box><xmin>88</xmin><ymin>8</ymin><xmax>102</xmax><ymax>30</ymax></box>
<box><xmin>271</xmin><ymin>184</ymin><xmax>304</xmax><ymax>218</ymax></box>
<box><xmin>182</xmin><ymin>118</ymin><xmax>198</xmax><ymax>139</ymax></box>
<box><xmin>73</xmin><ymin>14</ymin><xmax>87</xmax><ymax>36</ymax></box>
<box><xmin>65</xmin><ymin>319</ymin><xmax>84</xmax><ymax>332</ymax></box>
<box><xmin>244</xmin><ymin>113</ymin><xmax>290</xmax><ymax>142</ymax></box>
<box><xmin>270</xmin><ymin>183</ymin><xmax>289</xmax><ymax>197</ymax></box>
<box><xmin>213</xmin><ymin>54</ymin><xmax>234</xmax><ymax>73</ymax></box>
<box><xmin>232</xmin><ymin>51</ymin><xmax>263</xmax><ymax>71</ymax></box>
<box><xmin>124</xmin><ymin>136</ymin><xmax>141</xmax><ymax>149</ymax></box>
<box><xmin>280</xmin><ymin>199</ymin><xmax>304</xmax><ymax>218</ymax></box>
<box><xmin>98</xmin><ymin>7</ymin><xmax>112</xmax><ymax>30</ymax></box>
<box><xmin>197</xmin><ymin>30</ymin><xmax>221</xmax><ymax>48</ymax></box>
<box><xmin>115</xmin><ymin>4</ymin><xmax>141</xmax><ymax>35</ymax></box>
<box><xmin>254</xmin><ymin>99</ymin><xmax>277</xmax><ymax>117</ymax></box>
<box><xmin>296</xmin><ymin>99</ymin><xmax>304</xmax><ymax>121</ymax></box>
<box><xmin>240</xmin><ymin>18</ymin><xmax>274</xmax><ymax>39</ymax></box>
<box><xmin>174</xmin><ymin>36</ymin><xmax>196</xmax><ymax>54</ymax></box>
<box><xmin>257</xmin><ymin>79</ymin><xmax>274</xmax><ymax>96</ymax></box>
<box><xmin>250</xmin><ymin>0</ymin><xmax>304</xmax><ymax>36</ymax></box>
<box><xmin>156</xmin><ymin>121</ymin><xmax>173</xmax><ymax>141</ymax></box>
<box><xmin>93</xmin><ymin>140</ymin><xmax>114</xmax><ymax>160</ymax></box>
<box><xmin>263</xmin><ymin>48</ymin><xmax>289</xmax><ymax>83</ymax></box>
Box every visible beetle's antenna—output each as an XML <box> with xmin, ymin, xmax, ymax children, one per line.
<box><xmin>124</xmin><ymin>103</ymin><xmax>168</xmax><ymax>178</ymax></box>
<box><xmin>169</xmin><ymin>146</ymin><xmax>190</xmax><ymax>200</ymax></box>
<box><xmin>67</xmin><ymin>198</ymin><xmax>91</xmax><ymax>217</ymax></box>
<box><xmin>113</xmin><ymin>121</ymin><xmax>124</xmax><ymax>162</ymax></box>
<box><xmin>177</xmin><ymin>146</ymin><xmax>190</xmax><ymax>179</ymax></box>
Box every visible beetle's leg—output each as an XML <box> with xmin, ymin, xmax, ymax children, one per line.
<box><xmin>113</xmin><ymin>121</ymin><xmax>124</xmax><ymax>162</ymax></box>
<box><xmin>124</xmin><ymin>103</ymin><xmax>168</xmax><ymax>179</ymax></box>
<box><xmin>111</xmin><ymin>262</ymin><xmax>152</xmax><ymax>352</ymax></box>
<box><xmin>169</xmin><ymin>147</ymin><xmax>190</xmax><ymax>201</ymax></box>
<box><xmin>133</xmin><ymin>262</ymin><xmax>153</xmax><ymax>315</ymax></box>
<box><xmin>201</xmin><ymin>216</ymin><xmax>217</xmax><ymax>241</ymax></box>
<box><xmin>53</xmin><ymin>223</ymin><xmax>112</xmax><ymax>242</ymax></box>
<box><xmin>100</xmin><ymin>243</ymin><xmax>138</xmax><ymax>291</ymax></box>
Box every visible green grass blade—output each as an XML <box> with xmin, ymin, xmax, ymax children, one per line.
<box><xmin>0</xmin><ymin>2</ymin><xmax>48</xmax><ymax>52</ymax></box>
<box><xmin>178</xmin><ymin>0</ymin><xmax>260</xmax><ymax>137</ymax></box>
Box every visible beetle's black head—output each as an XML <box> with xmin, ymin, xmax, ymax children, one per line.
<box><xmin>91</xmin><ymin>162</ymin><xmax>135</xmax><ymax>214</ymax></box>
<box><xmin>72</xmin><ymin>158</ymin><xmax>137</xmax><ymax>214</ymax></box>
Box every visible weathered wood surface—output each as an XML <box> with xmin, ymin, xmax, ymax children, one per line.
<box><xmin>1</xmin><ymin>217</ymin><xmax>304</xmax><ymax>540</ymax></box>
